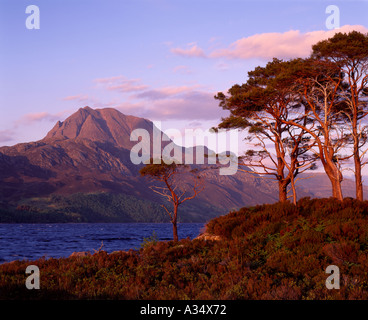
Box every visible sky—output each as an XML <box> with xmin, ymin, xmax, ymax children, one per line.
<box><xmin>0</xmin><ymin>0</ymin><xmax>368</xmax><ymax>161</ymax></box>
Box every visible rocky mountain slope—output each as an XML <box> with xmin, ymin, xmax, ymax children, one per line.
<box><xmin>0</xmin><ymin>106</ymin><xmax>366</xmax><ymax>222</ymax></box>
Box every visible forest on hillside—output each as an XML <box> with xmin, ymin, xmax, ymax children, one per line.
<box><xmin>0</xmin><ymin>192</ymin><xmax>221</xmax><ymax>223</ymax></box>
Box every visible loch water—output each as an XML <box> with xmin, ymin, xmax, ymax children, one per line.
<box><xmin>0</xmin><ymin>223</ymin><xmax>205</xmax><ymax>263</ymax></box>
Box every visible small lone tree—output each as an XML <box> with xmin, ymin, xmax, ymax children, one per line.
<box><xmin>140</xmin><ymin>160</ymin><xmax>204</xmax><ymax>242</ymax></box>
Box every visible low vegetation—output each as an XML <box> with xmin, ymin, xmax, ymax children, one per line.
<box><xmin>1</xmin><ymin>197</ymin><xmax>368</xmax><ymax>300</ymax></box>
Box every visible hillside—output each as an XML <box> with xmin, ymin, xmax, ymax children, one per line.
<box><xmin>0</xmin><ymin>106</ymin><xmax>367</xmax><ymax>222</ymax></box>
<box><xmin>0</xmin><ymin>107</ymin><xmax>277</xmax><ymax>222</ymax></box>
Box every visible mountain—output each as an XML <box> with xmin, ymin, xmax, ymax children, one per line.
<box><xmin>44</xmin><ymin>106</ymin><xmax>155</xmax><ymax>150</ymax></box>
<box><xmin>0</xmin><ymin>106</ymin><xmax>366</xmax><ymax>222</ymax></box>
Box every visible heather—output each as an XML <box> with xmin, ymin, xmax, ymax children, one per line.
<box><xmin>1</xmin><ymin>197</ymin><xmax>368</xmax><ymax>300</ymax></box>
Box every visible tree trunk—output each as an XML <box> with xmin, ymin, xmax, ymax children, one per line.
<box><xmin>172</xmin><ymin>221</ymin><xmax>178</xmax><ymax>242</ymax></box>
<box><xmin>321</xmin><ymin>145</ymin><xmax>344</xmax><ymax>201</ymax></box>
<box><xmin>276</xmin><ymin>149</ymin><xmax>288</xmax><ymax>203</ymax></box>
<box><xmin>354</xmin><ymin>155</ymin><xmax>363</xmax><ymax>201</ymax></box>
<box><xmin>172</xmin><ymin>204</ymin><xmax>179</xmax><ymax>242</ymax></box>
<box><xmin>353</xmin><ymin>134</ymin><xmax>363</xmax><ymax>201</ymax></box>
<box><xmin>330</xmin><ymin>178</ymin><xmax>343</xmax><ymax>201</ymax></box>
<box><xmin>325</xmin><ymin>166</ymin><xmax>343</xmax><ymax>201</ymax></box>
<box><xmin>351</xmin><ymin>80</ymin><xmax>364</xmax><ymax>201</ymax></box>
<box><xmin>290</xmin><ymin>176</ymin><xmax>297</xmax><ymax>205</ymax></box>
<box><xmin>278</xmin><ymin>181</ymin><xmax>288</xmax><ymax>202</ymax></box>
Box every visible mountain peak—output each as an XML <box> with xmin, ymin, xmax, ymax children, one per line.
<box><xmin>42</xmin><ymin>106</ymin><xmax>153</xmax><ymax>149</ymax></box>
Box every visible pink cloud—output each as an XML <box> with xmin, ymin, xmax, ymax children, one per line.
<box><xmin>173</xmin><ymin>65</ymin><xmax>193</xmax><ymax>74</ymax></box>
<box><xmin>63</xmin><ymin>94</ymin><xmax>89</xmax><ymax>102</ymax></box>
<box><xmin>94</xmin><ymin>76</ymin><xmax>148</xmax><ymax>93</ymax></box>
<box><xmin>15</xmin><ymin>110</ymin><xmax>72</xmax><ymax>126</ymax></box>
<box><xmin>146</xmin><ymin>91</ymin><xmax>224</xmax><ymax>120</ymax></box>
<box><xmin>0</xmin><ymin>129</ymin><xmax>15</xmax><ymax>143</ymax></box>
<box><xmin>134</xmin><ymin>85</ymin><xmax>202</xmax><ymax>100</ymax></box>
<box><xmin>114</xmin><ymin>91</ymin><xmax>227</xmax><ymax>121</ymax></box>
<box><xmin>108</xmin><ymin>82</ymin><xmax>148</xmax><ymax>93</ymax></box>
<box><xmin>20</xmin><ymin>112</ymin><xmax>61</xmax><ymax>123</ymax></box>
<box><xmin>94</xmin><ymin>76</ymin><xmax>124</xmax><ymax>84</ymax></box>
<box><xmin>62</xmin><ymin>94</ymin><xmax>103</xmax><ymax>109</ymax></box>
<box><xmin>215</xmin><ymin>62</ymin><xmax>229</xmax><ymax>71</ymax></box>
<box><xmin>84</xmin><ymin>76</ymin><xmax>224</xmax><ymax>121</ymax></box>
<box><xmin>159</xmin><ymin>85</ymin><xmax>201</xmax><ymax>95</ymax></box>
<box><xmin>210</xmin><ymin>25</ymin><xmax>368</xmax><ymax>60</ymax></box>
<box><xmin>169</xmin><ymin>25</ymin><xmax>368</xmax><ymax>61</ymax></box>
<box><xmin>171</xmin><ymin>44</ymin><xmax>206</xmax><ymax>58</ymax></box>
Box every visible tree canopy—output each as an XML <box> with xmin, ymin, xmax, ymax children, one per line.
<box><xmin>216</xmin><ymin>31</ymin><xmax>368</xmax><ymax>202</ymax></box>
<box><xmin>140</xmin><ymin>159</ymin><xmax>204</xmax><ymax>241</ymax></box>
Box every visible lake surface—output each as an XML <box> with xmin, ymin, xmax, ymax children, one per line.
<box><xmin>0</xmin><ymin>223</ymin><xmax>205</xmax><ymax>263</ymax></box>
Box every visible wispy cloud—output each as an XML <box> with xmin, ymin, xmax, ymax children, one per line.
<box><xmin>187</xmin><ymin>121</ymin><xmax>202</xmax><ymax>128</ymax></box>
<box><xmin>82</xmin><ymin>76</ymin><xmax>226</xmax><ymax>121</ymax></box>
<box><xmin>214</xmin><ymin>62</ymin><xmax>230</xmax><ymax>71</ymax></box>
<box><xmin>108</xmin><ymin>81</ymin><xmax>148</xmax><ymax>93</ymax></box>
<box><xmin>18</xmin><ymin>112</ymin><xmax>61</xmax><ymax>124</ymax></box>
<box><xmin>0</xmin><ymin>129</ymin><xmax>15</xmax><ymax>143</ymax></box>
<box><xmin>63</xmin><ymin>94</ymin><xmax>89</xmax><ymax>102</ymax></box>
<box><xmin>147</xmin><ymin>91</ymin><xmax>224</xmax><ymax>120</ymax></box>
<box><xmin>113</xmin><ymin>90</ymin><xmax>226</xmax><ymax>121</ymax></box>
<box><xmin>133</xmin><ymin>85</ymin><xmax>202</xmax><ymax>101</ymax></box>
<box><xmin>171</xmin><ymin>43</ymin><xmax>206</xmax><ymax>58</ymax></box>
<box><xmin>173</xmin><ymin>65</ymin><xmax>193</xmax><ymax>74</ymax></box>
<box><xmin>94</xmin><ymin>76</ymin><xmax>148</xmax><ymax>93</ymax></box>
<box><xmin>94</xmin><ymin>76</ymin><xmax>124</xmax><ymax>84</ymax></box>
<box><xmin>15</xmin><ymin>110</ymin><xmax>71</xmax><ymax>127</ymax></box>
